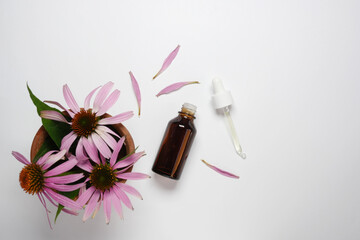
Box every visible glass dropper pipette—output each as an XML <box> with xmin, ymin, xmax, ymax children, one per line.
<box><xmin>212</xmin><ymin>78</ymin><xmax>246</xmax><ymax>159</ymax></box>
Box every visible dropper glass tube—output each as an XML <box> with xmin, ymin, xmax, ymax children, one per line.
<box><xmin>212</xmin><ymin>77</ymin><xmax>246</xmax><ymax>159</ymax></box>
<box><xmin>223</xmin><ymin>106</ymin><xmax>246</xmax><ymax>159</ymax></box>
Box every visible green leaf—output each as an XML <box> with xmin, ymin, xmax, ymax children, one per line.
<box><xmin>55</xmin><ymin>205</ymin><xmax>65</xmax><ymax>223</ymax></box>
<box><xmin>27</xmin><ymin>84</ymin><xmax>72</xmax><ymax>148</ymax></box>
<box><xmin>54</xmin><ymin>189</ymin><xmax>80</xmax><ymax>223</ymax></box>
<box><xmin>32</xmin><ymin>135</ymin><xmax>58</xmax><ymax>163</ymax></box>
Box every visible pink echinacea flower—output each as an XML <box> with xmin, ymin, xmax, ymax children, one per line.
<box><xmin>12</xmin><ymin>150</ymin><xmax>83</xmax><ymax>228</ymax></box>
<box><xmin>76</xmin><ymin>138</ymin><xmax>149</xmax><ymax>224</ymax></box>
<box><xmin>40</xmin><ymin>82</ymin><xmax>134</xmax><ymax>159</ymax></box>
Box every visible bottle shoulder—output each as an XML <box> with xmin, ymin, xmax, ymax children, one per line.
<box><xmin>168</xmin><ymin>115</ymin><xmax>196</xmax><ymax>131</ymax></box>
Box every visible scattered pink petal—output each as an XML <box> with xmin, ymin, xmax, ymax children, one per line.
<box><xmin>201</xmin><ymin>160</ymin><xmax>239</xmax><ymax>179</ymax></box>
<box><xmin>156</xmin><ymin>81</ymin><xmax>199</xmax><ymax>97</ymax></box>
<box><xmin>153</xmin><ymin>45</ymin><xmax>180</xmax><ymax>80</ymax></box>
<box><xmin>129</xmin><ymin>71</ymin><xmax>141</xmax><ymax>116</ymax></box>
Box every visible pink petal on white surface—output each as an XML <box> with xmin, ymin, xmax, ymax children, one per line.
<box><xmin>38</xmin><ymin>193</ymin><xmax>53</xmax><ymax>229</ymax></box>
<box><xmin>111</xmin><ymin>191</ymin><xmax>123</xmax><ymax>219</ymax></box>
<box><xmin>40</xmin><ymin>110</ymin><xmax>69</xmax><ymax>123</ymax></box>
<box><xmin>117</xmin><ymin>172</ymin><xmax>150</xmax><ymax>180</ymax></box>
<box><xmin>96</xmin><ymin>89</ymin><xmax>120</xmax><ymax>117</ymax></box>
<box><xmin>93</xmin><ymin>82</ymin><xmax>114</xmax><ymax>113</ymax></box>
<box><xmin>116</xmin><ymin>182</ymin><xmax>143</xmax><ymax>200</ymax></box>
<box><xmin>129</xmin><ymin>71</ymin><xmax>141</xmax><ymax>116</ymax></box>
<box><xmin>201</xmin><ymin>160</ymin><xmax>239</xmax><ymax>179</ymax></box>
<box><xmin>113</xmin><ymin>185</ymin><xmax>133</xmax><ymax>210</ymax></box>
<box><xmin>63</xmin><ymin>84</ymin><xmax>80</xmax><ymax>113</ymax></box>
<box><xmin>82</xmin><ymin>190</ymin><xmax>100</xmax><ymax>222</ymax></box>
<box><xmin>103</xmin><ymin>190</ymin><xmax>112</xmax><ymax>224</ymax></box>
<box><xmin>84</xmin><ymin>86</ymin><xmax>101</xmax><ymax>110</ymax></box>
<box><xmin>110</xmin><ymin>137</ymin><xmax>125</xmax><ymax>167</ymax></box>
<box><xmin>92</xmin><ymin>198</ymin><xmax>102</xmax><ymax>219</ymax></box>
<box><xmin>98</xmin><ymin>111</ymin><xmax>134</xmax><ymax>125</ymax></box>
<box><xmin>12</xmin><ymin>151</ymin><xmax>30</xmax><ymax>165</ymax></box>
<box><xmin>156</xmin><ymin>81</ymin><xmax>199</xmax><ymax>97</ymax></box>
<box><xmin>153</xmin><ymin>45</ymin><xmax>180</xmax><ymax>80</ymax></box>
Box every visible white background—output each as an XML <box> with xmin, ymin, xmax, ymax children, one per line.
<box><xmin>1</xmin><ymin>0</ymin><xmax>359</xmax><ymax>239</ymax></box>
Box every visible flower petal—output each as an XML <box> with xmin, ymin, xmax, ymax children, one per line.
<box><xmin>95</xmin><ymin>127</ymin><xmax>117</xmax><ymax>150</ymax></box>
<box><xmin>45</xmin><ymin>173</ymin><xmax>84</xmax><ymax>184</ymax></box>
<box><xmin>61</xmin><ymin>208</ymin><xmax>78</xmax><ymax>216</ymax></box>
<box><xmin>45</xmin><ymin>188</ymin><xmax>81</xmax><ymax>210</ymax></box>
<box><xmin>42</xmin><ymin>191</ymin><xmax>57</xmax><ymax>208</ymax></box>
<box><xmin>111</xmin><ymin>190</ymin><xmax>123</xmax><ymax>219</ymax></box>
<box><xmin>82</xmin><ymin>190</ymin><xmax>100</xmax><ymax>222</ymax></box>
<box><xmin>93</xmin><ymin>82</ymin><xmax>114</xmax><ymax>113</ymax></box>
<box><xmin>37</xmin><ymin>150</ymin><xmax>57</xmax><ymax>166</ymax></box>
<box><xmin>103</xmin><ymin>190</ymin><xmax>112</xmax><ymax>224</ymax></box>
<box><xmin>44</xmin><ymin>100</ymin><xmax>75</xmax><ymax>118</ymax></box>
<box><xmin>77</xmin><ymin>160</ymin><xmax>93</xmax><ymax>172</ymax></box>
<box><xmin>153</xmin><ymin>45</ymin><xmax>180</xmax><ymax>80</ymax></box>
<box><xmin>44</xmin><ymin>158</ymin><xmax>77</xmax><ymax>177</ymax></box>
<box><xmin>82</xmin><ymin>137</ymin><xmax>100</xmax><ymax>164</ymax></box>
<box><xmin>42</xmin><ymin>149</ymin><xmax>67</xmax><ymax>170</ymax></box>
<box><xmin>75</xmin><ymin>137</ymin><xmax>87</xmax><ymax>161</ymax></box>
<box><xmin>96</xmin><ymin>89</ymin><xmax>120</xmax><ymax>117</ymax></box>
<box><xmin>201</xmin><ymin>160</ymin><xmax>240</xmax><ymax>179</ymax></box>
<box><xmin>113</xmin><ymin>151</ymin><xmax>145</xmax><ymax>170</ymax></box>
<box><xmin>60</xmin><ymin>131</ymin><xmax>77</xmax><ymax>151</ymax></box>
<box><xmin>113</xmin><ymin>185</ymin><xmax>133</xmax><ymax>210</ymax></box>
<box><xmin>84</xmin><ymin>86</ymin><xmax>101</xmax><ymax>110</ymax></box>
<box><xmin>45</xmin><ymin>182</ymin><xmax>84</xmax><ymax>192</ymax></box>
<box><xmin>12</xmin><ymin>151</ymin><xmax>30</xmax><ymax>165</ymax></box>
<box><xmin>92</xmin><ymin>197</ymin><xmax>102</xmax><ymax>219</ymax></box>
<box><xmin>91</xmin><ymin>133</ymin><xmax>112</xmax><ymax>159</ymax></box>
<box><xmin>116</xmin><ymin>182</ymin><xmax>143</xmax><ymax>200</ymax></box>
<box><xmin>117</xmin><ymin>172</ymin><xmax>151</xmax><ymax>180</ymax></box>
<box><xmin>110</xmin><ymin>137</ymin><xmax>125</xmax><ymax>167</ymax></box>
<box><xmin>77</xmin><ymin>186</ymin><xmax>96</xmax><ymax>207</ymax></box>
<box><xmin>129</xmin><ymin>71</ymin><xmax>141</xmax><ymax>116</ymax></box>
<box><xmin>63</xmin><ymin>84</ymin><xmax>80</xmax><ymax>113</ymax></box>
<box><xmin>100</xmin><ymin>154</ymin><xmax>106</xmax><ymax>165</ymax></box>
<box><xmin>156</xmin><ymin>81</ymin><xmax>199</xmax><ymax>97</ymax></box>
<box><xmin>97</xmin><ymin>125</ymin><xmax>120</xmax><ymax>138</ymax></box>
<box><xmin>38</xmin><ymin>193</ymin><xmax>53</xmax><ymax>229</ymax></box>
<box><xmin>98</xmin><ymin>111</ymin><xmax>134</xmax><ymax>125</ymax></box>
<box><xmin>40</xmin><ymin>110</ymin><xmax>69</xmax><ymax>123</ymax></box>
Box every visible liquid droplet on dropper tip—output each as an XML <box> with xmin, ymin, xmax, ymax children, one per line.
<box><xmin>238</xmin><ymin>152</ymin><xmax>247</xmax><ymax>159</ymax></box>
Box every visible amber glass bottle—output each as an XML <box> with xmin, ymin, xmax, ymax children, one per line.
<box><xmin>152</xmin><ymin>103</ymin><xmax>197</xmax><ymax>180</ymax></box>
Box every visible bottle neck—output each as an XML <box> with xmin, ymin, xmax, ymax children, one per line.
<box><xmin>178</xmin><ymin>111</ymin><xmax>195</xmax><ymax>120</ymax></box>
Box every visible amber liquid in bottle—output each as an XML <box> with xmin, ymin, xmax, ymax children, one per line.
<box><xmin>152</xmin><ymin>103</ymin><xmax>197</xmax><ymax>180</ymax></box>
